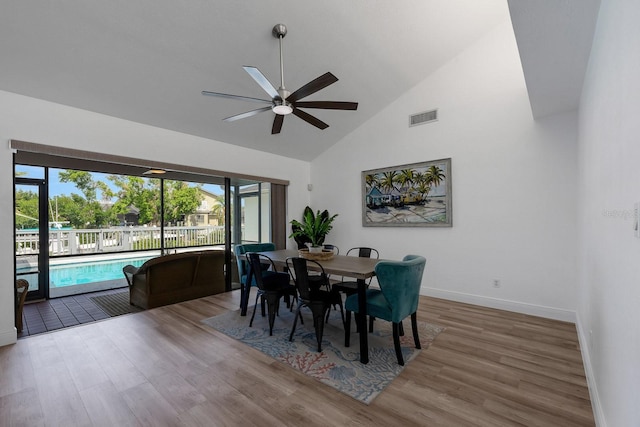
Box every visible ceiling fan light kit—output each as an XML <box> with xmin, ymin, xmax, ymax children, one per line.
<box><xmin>202</xmin><ymin>24</ymin><xmax>358</xmax><ymax>134</ymax></box>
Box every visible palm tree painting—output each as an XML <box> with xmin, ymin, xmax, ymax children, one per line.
<box><xmin>362</xmin><ymin>158</ymin><xmax>452</xmax><ymax>227</ymax></box>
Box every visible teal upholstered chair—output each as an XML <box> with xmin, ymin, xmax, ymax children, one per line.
<box><xmin>234</xmin><ymin>243</ymin><xmax>277</xmax><ymax>313</ymax></box>
<box><xmin>344</xmin><ymin>254</ymin><xmax>426</xmax><ymax>365</ymax></box>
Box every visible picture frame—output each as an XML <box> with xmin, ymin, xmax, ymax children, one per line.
<box><xmin>362</xmin><ymin>158</ymin><xmax>452</xmax><ymax>227</ymax></box>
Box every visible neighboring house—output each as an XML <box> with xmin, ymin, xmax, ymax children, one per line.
<box><xmin>185</xmin><ymin>188</ymin><xmax>222</xmax><ymax>226</ymax></box>
<box><xmin>117</xmin><ymin>205</ymin><xmax>140</xmax><ymax>226</ymax></box>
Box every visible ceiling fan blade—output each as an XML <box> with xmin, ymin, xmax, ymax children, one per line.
<box><xmin>202</xmin><ymin>91</ymin><xmax>272</xmax><ymax>104</ymax></box>
<box><xmin>292</xmin><ymin>108</ymin><xmax>329</xmax><ymax>130</ymax></box>
<box><xmin>287</xmin><ymin>72</ymin><xmax>339</xmax><ymax>103</ymax></box>
<box><xmin>271</xmin><ymin>114</ymin><xmax>284</xmax><ymax>134</ymax></box>
<box><xmin>223</xmin><ymin>106</ymin><xmax>272</xmax><ymax>122</ymax></box>
<box><xmin>243</xmin><ymin>66</ymin><xmax>279</xmax><ymax>99</ymax></box>
<box><xmin>294</xmin><ymin>101</ymin><xmax>358</xmax><ymax>110</ymax></box>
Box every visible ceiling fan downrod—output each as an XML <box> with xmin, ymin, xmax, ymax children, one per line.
<box><xmin>272</xmin><ymin>24</ymin><xmax>287</xmax><ymax>91</ymax></box>
<box><xmin>272</xmin><ymin>24</ymin><xmax>291</xmax><ymax>113</ymax></box>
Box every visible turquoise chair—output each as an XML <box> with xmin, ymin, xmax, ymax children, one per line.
<box><xmin>235</xmin><ymin>243</ymin><xmax>277</xmax><ymax>314</ymax></box>
<box><xmin>344</xmin><ymin>255</ymin><xmax>426</xmax><ymax>365</ymax></box>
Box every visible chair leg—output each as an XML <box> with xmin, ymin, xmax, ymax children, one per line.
<box><xmin>399</xmin><ymin>320</ymin><xmax>405</xmax><ymax>336</ymax></box>
<box><xmin>345</xmin><ymin>310</ymin><xmax>351</xmax><ymax>347</ymax></box>
<box><xmin>392</xmin><ymin>322</ymin><xmax>404</xmax><ymax>366</ymax></box>
<box><xmin>326</xmin><ymin>294</ymin><xmax>346</xmax><ymax>326</ymax></box>
<box><xmin>265</xmin><ymin>292</ymin><xmax>279</xmax><ymax>336</ymax></box>
<box><xmin>337</xmin><ymin>300</ymin><xmax>345</xmax><ymax>328</ymax></box>
<box><xmin>313</xmin><ymin>310</ymin><xmax>327</xmax><ymax>352</ymax></box>
<box><xmin>411</xmin><ymin>312</ymin><xmax>421</xmax><ymax>349</ymax></box>
<box><xmin>249</xmin><ymin>292</ymin><xmax>261</xmax><ymax>327</ymax></box>
<box><xmin>369</xmin><ymin>316</ymin><xmax>375</xmax><ymax>332</ymax></box>
<box><xmin>289</xmin><ymin>304</ymin><xmax>302</xmax><ymax>342</ymax></box>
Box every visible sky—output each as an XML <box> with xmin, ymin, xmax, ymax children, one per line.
<box><xmin>15</xmin><ymin>165</ymin><xmax>223</xmax><ymax>198</ymax></box>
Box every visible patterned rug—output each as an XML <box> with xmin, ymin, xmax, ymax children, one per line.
<box><xmin>90</xmin><ymin>291</ymin><xmax>142</xmax><ymax>317</ymax></box>
<box><xmin>202</xmin><ymin>306</ymin><xmax>444</xmax><ymax>404</ymax></box>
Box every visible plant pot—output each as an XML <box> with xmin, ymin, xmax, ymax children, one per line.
<box><xmin>298</xmin><ymin>248</ymin><xmax>335</xmax><ymax>261</ymax></box>
<box><xmin>308</xmin><ymin>246</ymin><xmax>323</xmax><ymax>253</ymax></box>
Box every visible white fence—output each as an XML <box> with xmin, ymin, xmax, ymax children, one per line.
<box><xmin>15</xmin><ymin>225</ymin><xmax>226</xmax><ymax>256</ymax></box>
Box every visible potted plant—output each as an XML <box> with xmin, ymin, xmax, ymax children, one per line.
<box><xmin>289</xmin><ymin>206</ymin><xmax>338</xmax><ymax>252</ymax></box>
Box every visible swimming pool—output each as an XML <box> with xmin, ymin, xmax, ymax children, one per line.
<box><xmin>49</xmin><ymin>256</ymin><xmax>152</xmax><ymax>288</ymax></box>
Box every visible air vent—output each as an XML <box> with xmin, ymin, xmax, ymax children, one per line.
<box><xmin>409</xmin><ymin>109</ymin><xmax>438</xmax><ymax>127</ymax></box>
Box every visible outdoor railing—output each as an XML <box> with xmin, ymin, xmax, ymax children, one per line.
<box><xmin>15</xmin><ymin>225</ymin><xmax>226</xmax><ymax>256</ymax></box>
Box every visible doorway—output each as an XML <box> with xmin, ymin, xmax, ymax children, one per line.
<box><xmin>15</xmin><ymin>178</ymin><xmax>48</xmax><ymax>301</ymax></box>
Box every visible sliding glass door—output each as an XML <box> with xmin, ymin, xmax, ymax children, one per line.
<box><xmin>15</xmin><ymin>174</ymin><xmax>48</xmax><ymax>301</ymax></box>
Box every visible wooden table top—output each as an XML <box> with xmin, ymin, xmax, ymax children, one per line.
<box><xmin>258</xmin><ymin>249</ymin><xmax>383</xmax><ymax>280</ymax></box>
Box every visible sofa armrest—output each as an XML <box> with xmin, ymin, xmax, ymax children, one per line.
<box><xmin>122</xmin><ymin>264</ymin><xmax>140</xmax><ymax>287</ymax></box>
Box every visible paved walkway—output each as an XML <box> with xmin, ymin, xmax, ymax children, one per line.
<box><xmin>18</xmin><ymin>287</ymin><xmax>130</xmax><ymax>338</ymax></box>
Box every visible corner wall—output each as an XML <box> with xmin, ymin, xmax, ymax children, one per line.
<box><xmin>310</xmin><ymin>21</ymin><xmax>579</xmax><ymax>320</ymax></box>
<box><xmin>577</xmin><ymin>0</ymin><xmax>640</xmax><ymax>425</ymax></box>
<box><xmin>0</xmin><ymin>90</ymin><xmax>311</xmax><ymax>346</ymax></box>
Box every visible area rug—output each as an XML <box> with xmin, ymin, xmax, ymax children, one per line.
<box><xmin>202</xmin><ymin>306</ymin><xmax>444</xmax><ymax>404</ymax></box>
<box><xmin>90</xmin><ymin>291</ymin><xmax>142</xmax><ymax>317</ymax></box>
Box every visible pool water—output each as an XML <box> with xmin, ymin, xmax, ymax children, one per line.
<box><xmin>49</xmin><ymin>257</ymin><xmax>152</xmax><ymax>288</ymax></box>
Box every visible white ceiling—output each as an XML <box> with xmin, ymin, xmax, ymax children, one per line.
<box><xmin>0</xmin><ymin>1</ymin><xmax>599</xmax><ymax>161</ymax></box>
<box><xmin>508</xmin><ymin>0</ymin><xmax>601</xmax><ymax>119</ymax></box>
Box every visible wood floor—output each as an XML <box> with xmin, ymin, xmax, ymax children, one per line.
<box><xmin>0</xmin><ymin>290</ymin><xmax>595</xmax><ymax>426</ymax></box>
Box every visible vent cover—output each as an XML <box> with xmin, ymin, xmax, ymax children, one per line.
<box><xmin>409</xmin><ymin>109</ymin><xmax>438</xmax><ymax>127</ymax></box>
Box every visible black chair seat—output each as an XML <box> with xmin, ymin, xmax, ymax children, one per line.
<box><xmin>247</xmin><ymin>252</ymin><xmax>297</xmax><ymax>335</ymax></box>
<box><xmin>286</xmin><ymin>257</ymin><xmax>345</xmax><ymax>352</ymax></box>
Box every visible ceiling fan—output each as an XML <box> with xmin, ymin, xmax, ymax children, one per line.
<box><xmin>202</xmin><ymin>24</ymin><xmax>358</xmax><ymax>135</ymax></box>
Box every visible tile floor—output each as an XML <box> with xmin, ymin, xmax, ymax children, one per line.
<box><xmin>18</xmin><ymin>287</ymin><xmax>128</xmax><ymax>338</ymax></box>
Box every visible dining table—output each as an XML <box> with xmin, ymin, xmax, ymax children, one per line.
<box><xmin>239</xmin><ymin>249</ymin><xmax>382</xmax><ymax>364</ymax></box>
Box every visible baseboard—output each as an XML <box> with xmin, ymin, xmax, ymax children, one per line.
<box><xmin>423</xmin><ymin>287</ymin><xmax>576</xmax><ymax>323</ymax></box>
<box><xmin>575</xmin><ymin>315</ymin><xmax>607</xmax><ymax>427</ymax></box>
<box><xmin>0</xmin><ymin>327</ymin><xmax>17</xmax><ymax>347</ymax></box>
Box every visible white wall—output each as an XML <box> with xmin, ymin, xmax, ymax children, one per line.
<box><xmin>0</xmin><ymin>90</ymin><xmax>311</xmax><ymax>346</ymax></box>
<box><xmin>577</xmin><ymin>0</ymin><xmax>640</xmax><ymax>425</ymax></box>
<box><xmin>311</xmin><ymin>21</ymin><xmax>579</xmax><ymax>320</ymax></box>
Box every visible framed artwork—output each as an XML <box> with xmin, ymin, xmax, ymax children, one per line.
<box><xmin>362</xmin><ymin>158</ymin><xmax>452</xmax><ymax>227</ymax></box>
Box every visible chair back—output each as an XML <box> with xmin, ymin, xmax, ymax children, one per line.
<box><xmin>346</xmin><ymin>247</ymin><xmax>379</xmax><ymax>259</ymax></box>
<box><xmin>246</xmin><ymin>252</ymin><xmax>278</xmax><ymax>291</ymax></box>
<box><xmin>341</xmin><ymin>247</ymin><xmax>379</xmax><ymax>284</ymax></box>
<box><xmin>286</xmin><ymin>257</ymin><xmax>327</xmax><ymax>301</ymax></box>
<box><xmin>323</xmin><ymin>244</ymin><xmax>339</xmax><ymax>255</ymax></box>
<box><xmin>374</xmin><ymin>255</ymin><xmax>426</xmax><ymax>323</ymax></box>
<box><xmin>235</xmin><ymin>243</ymin><xmax>276</xmax><ymax>283</ymax></box>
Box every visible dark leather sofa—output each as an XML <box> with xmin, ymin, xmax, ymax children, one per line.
<box><xmin>123</xmin><ymin>250</ymin><xmax>225</xmax><ymax>309</ymax></box>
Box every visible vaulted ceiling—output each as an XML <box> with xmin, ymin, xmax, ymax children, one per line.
<box><xmin>0</xmin><ymin>1</ymin><xmax>599</xmax><ymax>161</ymax></box>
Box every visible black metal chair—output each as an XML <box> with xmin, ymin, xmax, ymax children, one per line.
<box><xmin>322</xmin><ymin>244</ymin><xmax>339</xmax><ymax>255</ymax></box>
<box><xmin>286</xmin><ymin>257</ymin><xmax>345</xmax><ymax>352</ymax></box>
<box><xmin>331</xmin><ymin>247</ymin><xmax>379</xmax><ymax>329</ymax></box>
<box><xmin>247</xmin><ymin>252</ymin><xmax>297</xmax><ymax>335</ymax></box>
<box><xmin>332</xmin><ymin>247</ymin><xmax>379</xmax><ymax>296</ymax></box>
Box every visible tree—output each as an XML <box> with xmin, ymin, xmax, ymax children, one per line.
<box><xmin>209</xmin><ymin>194</ymin><xmax>226</xmax><ymax>225</ymax></box>
<box><xmin>380</xmin><ymin>171</ymin><xmax>399</xmax><ymax>194</ymax></box>
<box><xmin>15</xmin><ymin>189</ymin><xmax>39</xmax><ymax>229</ymax></box>
<box><xmin>425</xmin><ymin>165</ymin><xmax>445</xmax><ymax>188</ymax></box>
<box><xmin>415</xmin><ymin>181</ymin><xmax>431</xmax><ymax>201</ymax></box>
<box><xmin>56</xmin><ymin>170</ymin><xmax>115</xmax><ymax>228</ymax></box>
<box><xmin>365</xmin><ymin>173</ymin><xmax>380</xmax><ymax>190</ymax></box>
<box><xmin>163</xmin><ymin>181</ymin><xmax>203</xmax><ymax>224</ymax></box>
<box><xmin>397</xmin><ymin>169</ymin><xmax>416</xmax><ymax>192</ymax></box>
<box><xmin>109</xmin><ymin>175</ymin><xmax>159</xmax><ymax>225</ymax></box>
